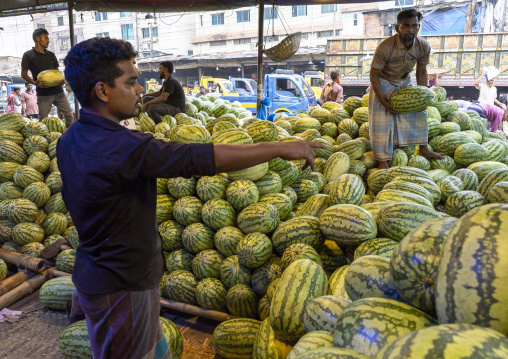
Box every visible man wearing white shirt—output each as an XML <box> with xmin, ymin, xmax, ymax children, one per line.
<box><xmin>475</xmin><ymin>70</ymin><xmax>506</xmax><ymax>109</ymax></box>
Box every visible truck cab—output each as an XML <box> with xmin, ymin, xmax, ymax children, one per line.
<box><xmin>265</xmin><ymin>70</ymin><xmax>317</xmax><ymax>114</ymax></box>
<box><xmin>199</xmin><ymin>76</ymin><xmax>238</xmax><ymax>96</ymax></box>
<box><xmin>304</xmin><ymin>71</ymin><xmax>325</xmax><ymax>98</ymax></box>
<box><xmin>230</xmin><ymin>77</ymin><xmax>257</xmax><ymax>96</ymax></box>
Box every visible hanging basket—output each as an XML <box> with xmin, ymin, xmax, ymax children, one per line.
<box><xmin>263</xmin><ymin>32</ymin><xmax>301</xmax><ymax>63</ymax></box>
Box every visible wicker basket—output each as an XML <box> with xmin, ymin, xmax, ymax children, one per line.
<box><xmin>263</xmin><ymin>32</ymin><xmax>301</xmax><ymax>62</ymax></box>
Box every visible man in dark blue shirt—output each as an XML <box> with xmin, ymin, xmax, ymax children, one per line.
<box><xmin>58</xmin><ymin>37</ymin><xmax>324</xmax><ymax>359</ymax></box>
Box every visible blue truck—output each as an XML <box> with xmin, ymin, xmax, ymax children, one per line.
<box><xmin>223</xmin><ymin>70</ymin><xmax>317</xmax><ymax>115</ymax></box>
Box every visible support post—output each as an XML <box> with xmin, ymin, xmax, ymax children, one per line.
<box><xmin>68</xmin><ymin>1</ymin><xmax>79</xmax><ymax>121</ymax></box>
<box><xmin>257</xmin><ymin>0</ymin><xmax>264</xmax><ymax>111</ymax></box>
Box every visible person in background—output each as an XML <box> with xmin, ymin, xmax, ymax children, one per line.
<box><xmin>59</xmin><ymin>37</ymin><xmax>325</xmax><ymax>359</ymax></box>
<box><xmin>204</xmin><ymin>87</ymin><xmax>210</xmax><ymax>95</ymax></box>
<box><xmin>21</xmin><ymin>83</ymin><xmax>39</xmax><ymax>119</ymax></box>
<box><xmin>141</xmin><ymin>61</ymin><xmax>185</xmax><ymax>123</ymax></box>
<box><xmin>186</xmin><ymin>85</ymin><xmax>195</xmax><ymax>97</ymax></box>
<box><xmin>210</xmin><ymin>82</ymin><xmax>220</xmax><ymax>94</ymax></box>
<box><xmin>366</xmin><ymin>86</ymin><xmax>371</xmax><ymax>94</ymax></box>
<box><xmin>454</xmin><ymin>99</ymin><xmax>472</xmax><ymax>109</ymax></box>
<box><xmin>475</xmin><ymin>69</ymin><xmax>506</xmax><ymax>109</ymax></box>
<box><xmin>8</xmin><ymin>88</ymin><xmax>22</xmax><ymax>114</ymax></box>
<box><xmin>467</xmin><ymin>102</ymin><xmax>506</xmax><ymax>133</ymax></box>
<box><xmin>368</xmin><ymin>9</ymin><xmax>444</xmax><ymax>169</ymax></box>
<box><xmin>319</xmin><ymin>70</ymin><xmax>343</xmax><ymax>105</ymax></box>
<box><xmin>196</xmin><ymin>86</ymin><xmax>206</xmax><ymax>97</ymax></box>
<box><xmin>21</xmin><ymin>28</ymin><xmax>73</xmax><ymax>125</ymax></box>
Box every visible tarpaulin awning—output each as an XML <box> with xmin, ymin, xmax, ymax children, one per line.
<box><xmin>0</xmin><ymin>0</ymin><xmax>379</xmax><ymax>13</ymax></box>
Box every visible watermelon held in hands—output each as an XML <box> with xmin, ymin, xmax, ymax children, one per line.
<box><xmin>37</xmin><ymin>70</ymin><xmax>64</xmax><ymax>87</ymax></box>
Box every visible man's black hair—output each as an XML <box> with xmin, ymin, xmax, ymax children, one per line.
<box><xmin>160</xmin><ymin>61</ymin><xmax>174</xmax><ymax>74</ymax></box>
<box><xmin>13</xmin><ymin>87</ymin><xmax>20</xmax><ymax>92</ymax></box>
<box><xmin>188</xmin><ymin>85</ymin><xmax>194</xmax><ymax>89</ymax></box>
<box><xmin>199</xmin><ymin>86</ymin><xmax>205</xmax><ymax>90</ymax></box>
<box><xmin>331</xmin><ymin>70</ymin><xmax>339</xmax><ymax>81</ymax></box>
<box><xmin>397</xmin><ymin>9</ymin><xmax>423</xmax><ymax>23</ymax></box>
<box><xmin>64</xmin><ymin>37</ymin><xmax>137</xmax><ymax>108</ymax></box>
<box><xmin>33</xmin><ymin>28</ymin><xmax>49</xmax><ymax>43</ymax></box>
<box><xmin>25</xmin><ymin>82</ymin><xmax>31</xmax><ymax>86</ymax></box>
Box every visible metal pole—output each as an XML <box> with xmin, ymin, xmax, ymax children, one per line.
<box><xmin>68</xmin><ymin>1</ymin><xmax>79</xmax><ymax>121</ymax></box>
<box><xmin>150</xmin><ymin>21</ymin><xmax>153</xmax><ymax>58</ymax></box>
<box><xmin>135</xmin><ymin>13</ymin><xmax>140</xmax><ymax>52</ymax></box>
<box><xmin>256</xmin><ymin>0</ymin><xmax>264</xmax><ymax>111</ymax></box>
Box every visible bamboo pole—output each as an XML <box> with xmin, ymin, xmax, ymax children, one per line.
<box><xmin>0</xmin><ymin>270</ymin><xmax>51</xmax><ymax>310</ymax></box>
<box><xmin>0</xmin><ymin>272</ymin><xmax>28</xmax><ymax>296</ymax></box>
<box><xmin>0</xmin><ymin>248</ymin><xmax>47</xmax><ymax>273</ymax></box>
<box><xmin>160</xmin><ymin>298</ymin><xmax>239</xmax><ymax>322</ymax></box>
<box><xmin>48</xmin><ymin>268</ymin><xmax>71</xmax><ymax>277</ymax></box>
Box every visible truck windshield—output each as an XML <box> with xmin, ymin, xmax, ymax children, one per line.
<box><xmin>293</xmin><ymin>77</ymin><xmax>315</xmax><ymax>98</ymax></box>
<box><xmin>247</xmin><ymin>79</ymin><xmax>257</xmax><ymax>90</ymax></box>
<box><xmin>311</xmin><ymin>78</ymin><xmax>324</xmax><ymax>87</ymax></box>
<box><xmin>221</xmin><ymin>81</ymin><xmax>234</xmax><ymax>93</ymax></box>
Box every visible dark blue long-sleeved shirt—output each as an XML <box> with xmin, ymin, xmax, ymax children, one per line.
<box><xmin>56</xmin><ymin>110</ymin><xmax>216</xmax><ymax>294</ymax></box>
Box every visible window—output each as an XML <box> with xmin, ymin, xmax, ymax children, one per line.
<box><xmin>210</xmin><ymin>40</ymin><xmax>227</xmax><ymax>47</ymax></box>
<box><xmin>188</xmin><ymin>50</ymin><xmax>194</xmax><ymax>55</ymax></box>
<box><xmin>211</xmin><ymin>13</ymin><xmax>224</xmax><ymax>25</ymax></box>
<box><xmin>275</xmin><ymin>78</ymin><xmax>300</xmax><ymax>97</ymax></box>
<box><xmin>317</xmin><ymin>30</ymin><xmax>334</xmax><ymax>38</ymax></box>
<box><xmin>121</xmin><ymin>24</ymin><xmax>134</xmax><ymax>40</ymax></box>
<box><xmin>237</xmin><ymin>10</ymin><xmax>250</xmax><ymax>23</ymax></box>
<box><xmin>102</xmin><ymin>12</ymin><xmax>108</xmax><ymax>20</ymax></box>
<box><xmin>120</xmin><ymin>12</ymin><xmax>132</xmax><ymax>17</ymax></box>
<box><xmin>301</xmin><ymin>33</ymin><xmax>309</xmax><ymax>40</ymax></box>
<box><xmin>264</xmin><ymin>8</ymin><xmax>278</xmax><ymax>20</ymax></box>
<box><xmin>354</xmin><ymin>14</ymin><xmax>358</xmax><ymax>26</ymax></box>
<box><xmin>234</xmin><ymin>38</ymin><xmax>251</xmax><ymax>45</ymax></box>
<box><xmin>37</xmin><ymin>23</ymin><xmax>45</xmax><ymax>29</ymax></box>
<box><xmin>96</xmin><ymin>32</ymin><xmax>109</xmax><ymax>38</ymax></box>
<box><xmin>95</xmin><ymin>12</ymin><xmax>107</xmax><ymax>21</ymax></box>
<box><xmin>395</xmin><ymin>0</ymin><xmax>414</xmax><ymax>5</ymax></box>
<box><xmin>322</xmin><ymin>5</ymin><xmax>335</xmax><ymax>13</ymax></box>
<box><xmin>152</xmin><ymin>26</ymin><xmax>158</xmax><ymax>37</ymax></box>
<box><xmin>74</xmin><ymin>35</ymin><xmax>78</xmax><ymax>44</ymax></box>
<box><xmin>335</xmin><ymin>29</ymin><xmax>342</xmax><ymax>36</ymax></box>
<box><xmin>292</xmin><ymin>5</ymin><xmax>307</xmax><ymax>17</ymax></box>
<box><xmin>57</xmin><ymin>16</ymin><xmax>64</xmax><ymax>26</ymax></box>
<box><xmin>200</xmin><ymin>15</ymin><xmax>203</xmax><ymax>27</ymax></box>
<box><xmin>264</xmin><ymin>35</ymin><xmax>279</xmax><ymax>42</ymax></box>
<box><xmin>142</xmin><ymin>28</ymin><xmax>150</xmax><ymax>38</ymax></box>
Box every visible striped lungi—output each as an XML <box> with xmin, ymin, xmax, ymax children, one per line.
<box><xmin>75</xmin><ymin>286</ymin><xmax>170</xmax><ymax>359</ymax></box>
<box><xmin>368</xmin><ymin>78</ymin><xmax>428</xmax><ymax>161</ymax></box>
<box><xmin>466</xmin><ymin>103</ymin><xmax>487</xmax><ymax>118</ymax></box>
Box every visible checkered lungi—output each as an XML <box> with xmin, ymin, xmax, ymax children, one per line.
<box><xmin>368</xmin><ymin>78</ymin><xmax>429</xmax><ymax>161</ymax></box>
<box><xmin>75</xmin><ymin>286</ymin><xmax>170</xmax><ymax>359</ymax></box>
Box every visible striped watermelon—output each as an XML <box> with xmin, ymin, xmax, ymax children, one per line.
<box><xmin>156</xmin><ymin>194</ymin><xmax>174</xmax><ymax>224</ymax></box>
<box><xmin>430</xmin><ymin>155</ymin><xmax>457</xmax><ymax>173</ymax></box>
<box><xmin>167</xmin><ymin>177</ymin><xmax>196</xmax><ymax>198</ymax></box>
<box><xmin>181</xmin><ymin>223</ymin><xmax>215</xmax><ymax>254</ymax></box>
<box><xmin>277</xmin><ymin>161</ymin><xmax>300</xmax><ymax>187</ymax></box>
<box><xmin>172</xmin><ymin>196</ymin><xmax>203</xmax><ymax>226</ymax></box>
<box><xmin>0</xmin><ymin>181</ymin><xmax>23</xmax><ymax>200</ymax></box>
<box><xmin>23</xmin><ymin>135</ymin><xmax>49</xmax><ymax>156</ymax></box>
<box><xmin>23</xmin><ymin>122</ymin><xmax>49</xmax><ymax>137</ymax></box>
<box><xmin>191</xmin><ymin>249</ymin><xmax>224</xmax><ymax>280</ymax></box>
<box><xmin>271</xmin><ymin>216</ymin><xmax>323</xmax><ymax>255</ymax></box>
<box><xmin>270</xmin><ymin>259</ymin><xmax>328</xmax><ymax>342</ymax></box>
<box><xmin>6</xmin><ymin>198</ymin><xmax>38</xmax><ymax>224</ymax></box>
<box><xmin>13</xmin><ymin>166</ymin><xmax>44</xmax><ymax>188</ymax></box>
<box><xmin>454</xmin><ymin>143</ymin><xmax>490</xmax><ymax>167</ymax></box>
<box><xmin>41</xmin><ymin>212</ymin><xmax>68</xmax><ymax>235</ymax></box>
<box><xmin>213</xmin><ymin>318</ymin><xmax>261</xmax><ymax>359</ymax></box>
<box><xmin>0</xmin><ymin>162</ymin><xmax>22</xmax><ymax>183</ymax></box>
<box><xmin>447</xmin><ymin>111</ymin><xmax>472</xmax><ymax>131</ymax></box>
<box><xmin>321</xmin><ymin>123</ymin><xmax>339</xmax><ymax>138</ymax></box>
<box><xmin>45</xmin><ymin>172</ymin><xmax>62</xmax><ymax>194</ymax></box>
<box><xmin>220</xmin><ymin>255</ymin><xmax>252</xmax><ymax>289</ymax></box>
<box><xmin>252</xmin><ymin>318</ymin><xmax>293</xmax><ymax>359</ymax></box>
<box><xmin>352</xmin><ymin>107</ymin><xmax>369</xmax><ymax>126</ymax></box>
<box><xmin>165</xmin><ymin>248</ymin><xmax>194</xmax><ymax>273</ymax></box>
<box><xmin>328</xmin><ymin>174</ymin><xmax>365</xmax><ymax>206</ymax></box>
<box><xmin>375</xmin><ymin>323</ymin><xmax>508</xmax><ymax>359</ymax></box>
<box><xmin>39</xmin><ymin>276</ymin><xmax>75</xmax><ymax>311</ymax></box>
<box><xmin>367</xmin><ymin>169</ymin><xmax>388</xmax><ymax>194</ymax></box>
<box><xmin>226</xmin><ymin>179</ymin><xmax>259</xmax><ymax>211</ymax></box>
<box><xmin>303</xmin><ymin>295</ymin><xmax>351</xmax><ymax>333</ymax></box>
<box><xmin>0</xmin><ymin>130</ymin><xmax>24</xmax><ymax>145</ymax></box>
<box><xmin>12</xmin><ymin>222</ymin><xmax>45</xmax><ymax>246</ymax></box>
<box><xmin>388</xmin><ymin>148</ymin><xmax>408</xmax><ymax>167</ymax></box>
<box><xmin>259</xmin><ymin>193</ymin><xmax>293</xmax><ymax>220</ymax></box>
<box><xmin>254</xmin><ymin>170</ymin><xmax>282</xmax><ymax>195</ymax></box>
<box><xmin>246</xmin><ymin>120</ymin><xmax>279</xmax><ymax>142</ymax></box>
<box><xmin>470</xmin><ymin>118</ymin><xmax>489</xmax><ymax>140</ymax></box>
<box><xmin>338</xmin><ymin>119</ymin><xmax>359</xmax><ymax>138</ymax></box>
<box><xmin>251</xmin><ymin>261</ymin><xmax>282</xmax><ymax>296</ymax></box>
<box><xmin>311</xmin><ymin>138</ymin><xmax>334</xmax><ymax>159</ymax></box>
<box><xmin>330</xmin><ymin>108</ymin><xmax>350</xmax><ymax>125</ymax></box>
<box><xmin>26</xmin><ymin>152</ymin><xmax>50</xmax><ymax>175</ymax></box>
<box><xmin>201</xmin><ymin>198</ymin><xmax>236</xmax><ymax>231</ymax></box>
<box><xmin>20</xmin><ymin>242</ymin><xmax>44</xmax><ymax>257</ymax></box>
<box><xmin>237</xmin><ymin>232</ymin><xmax>273</xmax><ymax>269</ymax></box>
<box><xmin>237</xmin><ymin>203</ymin><xmax>279</xmax><ymax>234</ymax></box>
<box><xmin>214</xmin><ymin>226</ymin><xmax>244</xmax><ymax>257</ymax></box>
<box><xmin>280</xmin><ymin>243</ymin><xmax>321</xmax><ymax>271</ymax></box>
<box><xmin>452</xmin><ymin>168</ymin><xmax>479</xmax><ymax>191</ymax></box>
<box><xmin>292</xmin><ymin>347</ymin><xmax>369</xmax><ymax>359</ymax></box>
<box><xmin>213</xmin><ymin>130</ymin><xmax>253</xmax><ymax>145</ymax></box>
<box><xmin>383</xmin><ymin>181</ymin><xmax>433</xmax><ymax>205</ymax></box>
<box><xmin>393</xmin><ymin>175</ymin><xmax>441</xmax><ymax>206</ymax></box>
<box><xmin>56</xmin><ymin>249</ymin><xmax>76</xmax><ymax>274</ymax></box>
<box><xmin>345</xmin><ymin>255</ymin><xmax>402</xmax><ymax>301</ymax></box>
<box><xmin>258</xmin><ymin>296</ymin><xmax>270</xmax><ymax>321</ymax></box>
<box><xmin>291</xmin><ymin>179</ymin><xmax>318</xmax><ymax>203</ymax></box>
<box><xmin>294</xmin><ymin>118</ymin><xmax>321</xmax><ymax>133</ymax></box>
<box><xmin>386</xmin><ymin>166</ymin><xmax>433</xmax><ymax>182</ymax></box>
<box><xmin>196</xmin><ymin>175</ymin><xmax>227</xmax><ymax>202</ymax></box>
<box><xmin>269</xmin><ymin>157</ymin><xmax>287</xmax><ymax>172</ymax></box>
<box><xmin>297</xmin><ymin>194</ymin><xmax>330</xmax><ymax>218</ymax></box>
<box><xmin>348</xmin><ymin>160</ymin><xmax>366</xmax><ymax>177</ymax></box>
<box><xmin>436</xmin><ymin>204</ymin><xmax>508</xmax><ymax>335</ymax></box>
<box><xmin>438</xmin><ymin>175</ymin><xmax>464</xmax><ymax>202</ymax></box>
<box><xmin>343</xmin><ymin>97</ymin><xmax>362</xmax><ymax>117</ymax></box>
<box><xmin>445</xmin><ymin>191</ymin><xmax>487</xmax><ymax>217</ymax></box>
<box><xmin>427</xmin><ymin>118</ymin><xmax>441</xmax><ymax>138</ymax></box>
<box><xmin>487</xmin><ymin>181</ymin><xmax>508</xmax><ymax>203</ymax></box>
<box><xmin>484</xmin><ymin>140</ymin><xmax>507</xmax><ymax>162</ymax></box>
<box><xmin>354</xmin><ymin>237</ymin><xmax>398</xmax><ymax>260</ymax></box>
<box><xmin>159</xmin><ymin>317</ymin><xmax>184</xmax><ymax>359</ymax></box>
<box><xmin>337</xmin><ymin>140</ymin><xmax>366</xmax><ymax>160</ymax></box>
<box><xmin>323</xmin><ymin>152</ymin><xmax>351</xmax><ymax>183</ymax></box>
<box><xmin>477</xmin><ymin>168</ymin><xmax>508</xmax><ymax>198</ymax></box>
<box><xmin>228</xmin><ymin>162</ymin><xmax>269</xmax><ymax>182</ymax></box>
<box><xmin>320</xmin><ymin>204</ymin><xmax>377</xmax><ymax>246</ymax></box>
<box><xmin>164</xmin><ymin>270</ymin><xmax>198</xmax><ymax>305</ymax></box>
<box><xmin>159</xmin><ymin>220</ymin><xmax>184</xmax><ymax>252</ymax></box>
<box><xmin>390</xmin><ymin>86</ymin><xmax>434</xmax><ymax>113</ymax></box>
<box><xmin>226</xmin><ymin>284</ymin><xmax>258</xmax><ymax>318</ymax></box>
<box><xmin>287</xmin><ymin>331</ymin><xmax>334</xmax><ymax>359</ymax></box>
<box><xmin>333</xmin><ymin>297</ymin><xmax>436</xmax><ymax>357</ymax></box>
<box><xmin>377</xmin><ymin>202</ymin><xmax>444</xmax><ymax>242</ymax></box>
<box><xmin>390</xmin><ymin>217</ymin><xmax>458</xmax><ymax>314</ymax></box>
<box><xmin>44</xmin><ymin>192</ymin><xmax>67</xmax><ymax>213</ymax></box>
<box><xmin>2</xmin><ymin>241</ymin><xmax>21</xmax><ymax>253</ymax></box>
<box><xmin>0</xmin><ymin>113</ymin><xmax>25</xmax><ymax>132</ymax></box>
<box><xmin>58</xmin><ymin>320</ymin><xmax>93</xmax><ymax>359</ymax></box>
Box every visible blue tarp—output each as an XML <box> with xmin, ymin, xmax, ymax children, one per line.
<box><xmin>422</xmin><ymin>6</ymin><xmax>467</xmax><ymax>35</ymax></box>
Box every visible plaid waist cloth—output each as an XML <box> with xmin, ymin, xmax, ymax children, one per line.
<box><xmin>75</xmin><ymin>287</ymin><xmax>170</xmax><ymax>359</ymax></box>
<box><xmin>368</xmin><ymin>78</ymin><xmax>428</xmax><ymax>161</ymax></box>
